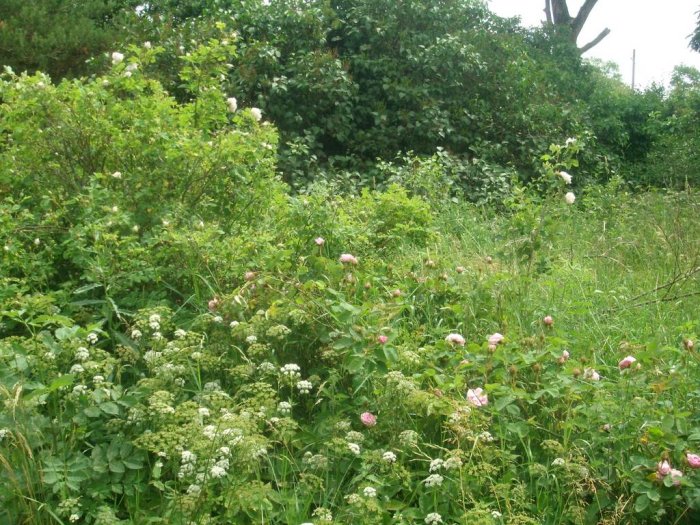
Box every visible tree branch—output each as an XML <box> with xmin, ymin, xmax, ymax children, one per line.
<box><xmin>544</xmin><ymin>0</ymin><xmax>553</xmax><ymax>25</ymax></box>
<box><xmin>551</xmin><ymin>0</ymin><xmax>571</xmax><ymax>24</ymax></box>
<box><xmin>572</xmin><ymin>0</ymin><xmax>600</xmax><ymax>40</ymax></box>
<box><xmin>579</xmin><ymin>27</ymin><xmax>610</xmax><ymax>54</ymax></box>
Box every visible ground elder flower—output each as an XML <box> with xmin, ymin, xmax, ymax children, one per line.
<box><xmin>69</xmin><ymin>514</ymin><xmax>80</xmax><ymax>523</ymax></box>
<box><xmin>72</xmin><ymin>385</ymin><xmax>88</xmax><ymax>395</ymax></box>
<box><xmin>213</xmin><ymin>316</ymin><xmax>223</xmax><ymax>323</ymax></box>
<box><xmin>382</xmin><ymin>451</ymin><xmax>397</xmax><ymax>463</ymax></box>
<box><xmin>297</xmin><ymin>380</ymin><xmax>313</xmax><ymax>394</ymax></box>
<box><xmin>424</xmin><ymin>512</ymin><xmax>443</xmax><ymax>524</ymax></box>
<box><xmin>363</xmin><ymin>486</ymin><xmax>377</xmax><ymax>498</ymax></box>
<box><xmin>86</xmin><ymin>332</ymin><xmax>98</xmax><ymax>345</ymax></box>
<box><xmin>348</xmin><ymin>442</ymin><xmax>361</xmax><ymax>455</ymax></box>
<box><xmin>281</xmin><ymin>363</ymin><xmax>301</xmax><ymax>379</ymax></box>
<box><xmin>174</xmin><ymin>329</ymin><xmax>187</xmax><ymax>338</ymax></box>
<box><xmin>75</xmin><ymin>347</ymin><xmax>90</xmax><ymax>361</ymax></box>
<box><xmin>552</xmin><ymin>457</ymin><xmax>566</xmax><ymax>467</ymax></box>
<box><xmin>565</xmin><ymin>192</ymin><xmax>576</xmax><ymax>204</ymax></box>
<box><xmin>687</xmin><ymin>453</ymin><xmax>700</xmax><ymax>468</ymax></box>
<box><xmin>360</xmin><ymin>411</ymin><xmax>377</xmax><ymax>427</ymax></box>
<box><xmin>619</xmin><ymin>355</ymin><xmax>637</xmax><ymax>370</ymax></box>
<box><xmin>467</xmin><ymin>387</ymin><xmax>488</xmax><ymax>407</ymax></box>
<box><xmin>559</xmin><ymin>171</ymin><xmax>573</xmax><ymax>184</ymax></box>
<box><xmin>339</xmin><ymin>253</ymin><xmax>358</xmax><ymax>265</ymax></box>
<box><xmin>492</xmin><ymin>510</ymin><xmax>502</xmax><ymax>519</ymax></box>
<box><xmin>429</xmin><ymin>458</ymin><xmax>444</xmax><ymax>472</ymax></box>
<box><xmin>278</xmin><ymin>401</ymin><xmax>292</xmax><ymax>414</ymax></box>
<box><xmin>111</xmin><ymin>51</ymin><xmax>124</xmax><ymax>64</ymax></box>
<box><xmin>210</xmin><ymin>465</ymin><xmax>227</xmax><ymax>478</ymax></box>
<box><xmin>445</xmin><ymin>333</ymin><xmax>466</xmax><ymax>346</ymax></box>
<box><xmin>70</xmin><ymin>364</ymin><xmax>85</xmax><ymax>374</ymax></box>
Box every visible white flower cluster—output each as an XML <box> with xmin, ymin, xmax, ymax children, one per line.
<box><xmin>429</xmin><ymin>458</ymin><xmax>444</xmax><ymax>472</ymax></box>
<box><xmin>296</xmin><ymin>380</ymin><xmax>313</xmax><ymax>394</ymax></box>
<box><xmin>174</xmin><ymin>328</ymin><xmax>187</xmax><ymax>339</ymax></box>
<box><xmin>382</xmin><ymin>451</ymin><xmax>397</xmax><ymax>463</ymax></box>
<box><xmin>422</xmin><ymin>473</ymin><xmax>444</xmax><ymax>487</ymax></box>
<box><xmin>425</xmin><ymin>513</ymin><xmax>443</xmax><ymax>524</ymax></box>
<box><xmin>0</xmin><ymin>428</ymin><xmax>10</xmax><ymax>440</ymax></box>
<box><xmin>178</xmin><ymin>450</ymin><xmax>197</xmax><ymax>479</ymax></box>
<box><xmin>347</xmin><ymin>442</ymin><xmax>361</xmax><ymax>455</ymax></box>
<box><xmin>277</xmin><ymin>401</ymin><xmax>292</xmax><ymax>415</ymax></box>
<box><xmin>280</xmin><ymin>363</ymin><xmax>301</xmax><ymax>379</ymax></box>
<box><xmin>362</xmin><ymin>486</ymin><xmax>377</xmax><ymax>498</ymax></box>
<box><xmin>345</xmin><ymin>431</ymin><xmax>364</xmax><ymax>443</ymax></box>
<box><xmin>86</xmin><ymin>332</ymin><xmax>99</xmax><ymax>345</ymax></box>
<box><xmin>75</xmin><ymin>347</ymin><xmax>90</xmax><ymax>362</ymax></box>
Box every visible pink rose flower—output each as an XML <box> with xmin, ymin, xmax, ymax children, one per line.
<box><xmin>360</xmin><ymin>412</ymin><xmax>377</xmax><ymax>427</ymax></box>
<box><xmin>543</xmin><ymin>315</ymin><xmax>554</xmax><ymax>327</ymax></box>
<box><xmin>488</xmin><ymin>333</ymin><xmax>504</xmax><ymax>346</ymax></box>
<box><xmin>687</xmin><ymin>453</ymin><xmax>700</xmax><ymax>469</ymax></box>
<box><xmin>377</xmin><ymin>335</ymin><xmax>388</xmax><ymax>344</ymax></box>
<box><xmin>339</xmin><ymin>253</ymin><xmax>358</xmax><ymax>265</ymax></box>
<box><xmin>467</xmin><ymin>387</ymin><xmax>488</xmax><ymax>407</ymax></box>
<box><xmin>670</xmin><ymin>469</ymin><xmax>683</xmax><ymax>486</ymax></box>
<box><xmin>618</xmin><ymin>355</ymin><xmax>637</xmax><ymax>370</ymax></box>
<box><xmin>657</xmin><ymin>460</ymin><xmax>672</xmax><ymax>478</ymax></box>
<box><xmin>445</xmin><ymin>333</ymin><xmax>466</xmax><ymax>346</ymax></box>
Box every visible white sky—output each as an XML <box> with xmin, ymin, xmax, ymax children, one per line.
<box><xmin>488</xmin><ymin>0</ymin><xmax>700</xmax><ymax>88</ymax></box>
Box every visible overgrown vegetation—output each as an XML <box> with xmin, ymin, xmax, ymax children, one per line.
<box><xmin>2</xmin><ymin>2</ymin><xmax>700</xmax><ymax>524</ymax></box>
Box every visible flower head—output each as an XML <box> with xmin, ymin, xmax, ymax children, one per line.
<box><xmin>687</xmin><ymin>453</ymin><xmax>700</xmax><ymax>469</ymax></box>
<box><xmin>226</xmin><ymin>97</ymin><xmax>237</xmax><ymax>112</ymax></box>
<box><xmin>657</xmin><ymin>460</ymin><xmax>672</xmax><ymax>477</ymax></box>
<box><xmin>360</xmin><ymin>411</ymin><xmax>377</xmax><ymax>427</ymax></box>
<box><xmin>445</xmin><ymin>333</ymin><xmax>466</xmax><ymax>346</ymax></box>
<box><xmin>377</xmin><ymin>335</ymin><xmax>388</xmax><ymax>344</ymax></box>
<box><xmin>111</xmin><ymin>52</ymin><xmax>124</xmax><ymax>64</ymax></box>
<box><xmin>565</xmin><ymin>192</ymin><xmax>576</xmax><ymax>205</ymax></box>
<box><xmin>618</xmin><ymin>355</ymin><xmax>637</xmax><ymax>370</ymax></box>
<box><xmin>467</xmin><ymin>387</ymin><xmax>488</xmax><ymax>407</ymax></box>
<box><xmin>543</xmin><ymin>315</ymin><xmax>554</xmax><ymax>326</ymax></box>
<box><xmin>250</xmin><ymin>107</ymin><xmax>262</xmax><ymax>121</ymax></box>
<box><xmin>488</xmin><ymin>333</ymin><xmax>504</xmax><ymax>346</ymax></box>
<box><xmin>314</xmin><ymin>237</ymin><xmax>325</xmax><ymax>246</ymax></box>
<box><xmin>584</xmin><ymin>367</ymin><xmax>600</xmax><ymax>381</ymax></box>
<box><xmin>559</xmin><ymin>171</ymin><xmax>573</xmax><ymax>184</ymax></box>
<box><xmin>339</xmin><ymin>253</ymin><xmax>358</xmax><ymax>265</ymax></box>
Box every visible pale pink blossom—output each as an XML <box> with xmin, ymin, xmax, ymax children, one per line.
<box><xmin>558</xmin><ymin>350</ymin><xmax>570</xmax><ymax>364</ymax></box>
<box><xmin>670</xmin><ymin>469</ymin><xmax>683</xmax><ymax>486</ymax></box>
<box><xmin>314</xmin><ymin>237</ymin><xmax>325</xmax><ymax>246</ymax></box>
<box><xmin>390</xmin><ymin>289</ymin><xmax>402</xmax><ymax>298</ymax></box>
<box><xmin>584</xmin><ymin>368</ymin><xmax>600</xmax><ymax>381</ymax></box>
<box><xmin>445</xmin><ymin>333</ymin><xmax>465</xmax><ymax>346</ymax></box>
<box><xmin>339</xmin><ymin>253</ymin><xmax>358</xmax><ymax>265</ymax></box>
<box><xmin>543</xmin><ymin>315</ymin><xmax>554</xmax><ymax>326</ymax></box>
<box><xmin>657</xmin><ymin>460</ymin><xmax>672</xmax><ymax>478</ymax></box>
<box><xmin>488</xmin><ymin>333</ymin><xmax>504</xmax><ymax>346</ymax></box>
<box><xmin>360</xmin><ymin>412</ymin><xmax>377</xmax><ymax>427</ymax></box>
<box><xmin>377</xmin><ymin>335</ymin><xmax>388</xmax><ymax>344</ymax></box>
<box><xmin>467</xmin><ymin>388</ymin><xmax>488</xmax><ymax>407</ymax></box>
<box><xmin>618</xmin><ymin>355</ymin><xmax>637</xmax><ymax>370</ymax></box>
<box><xmin>208</xmin><ymin>298</ymin><xmax>219</xmax><ymax>311</ymax></box>
<box><xmin>687</xmin><ymin>453</ymin><xmax>700</xmax><ymax>469</ymax></box>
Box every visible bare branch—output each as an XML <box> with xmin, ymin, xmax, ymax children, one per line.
<box><xmin>572</xmin><ymin>0</ymin><xmax>601</xmax><ymax>40</ymax></box>
<box><xmin>579</xmin><ymin>27</ymin><xmax>610</xmax><ymax>54</ymax></box>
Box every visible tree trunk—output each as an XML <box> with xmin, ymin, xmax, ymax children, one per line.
<box><xmin>545</xmin><ymin>0</ymin><xmax>610</xmax><ymax>53</ymax></box>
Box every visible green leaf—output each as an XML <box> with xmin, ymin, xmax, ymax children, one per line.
<box><xmin>99</xmin><ymin>402</ymin><xmax>120</xmax><ymax>416</ymax></box>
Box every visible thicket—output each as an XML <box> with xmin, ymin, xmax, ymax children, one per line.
<box><xmin>3</xmin><ymin>0</ymin><xmax>698</xmax><ymax>192</ymax></box>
